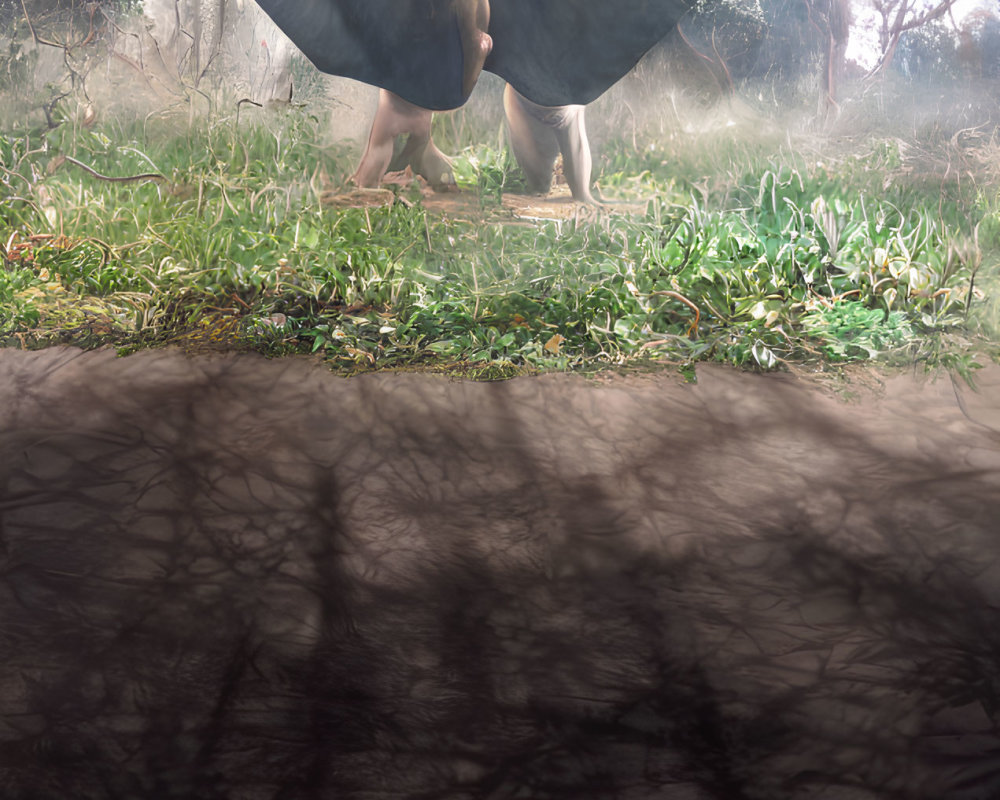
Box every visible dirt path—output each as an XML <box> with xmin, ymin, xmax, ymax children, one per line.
<box><xmin>322</xmin><ymin>180</ymin><xmax>649</xmax><ymax>223</ymax></box>
<box><xmin>1</xmin><ymin>348</ymin><xmax>999</xmax><ymax>799</ymax></box>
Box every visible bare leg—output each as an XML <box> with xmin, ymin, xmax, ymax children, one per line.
<box><xmin>387</xmin><ymin>127</ymin><xmax>454</xmax><ymax>190</ymax></box>
<box><xmin>552</xmin><ymin>106</ymin><xmax>594</xmax><ymax>204</ymax></box>
<box><xmin>503</xmin><ymin>84</ymin><xmax>560</xmax><ymax>195</ymax></box>
<box><xmin>352</xmin><ymin>4</ymin><xmax>491</xmax><ymax>192</ymax></box>
<box><xmin>353</xmin><ymin>90</ymin><xmax>454</xmax><ymax>190</ymax></box>
<box><xmin>502</xmin><ymin>83</ymin><xmax>595</xmax><ymax>204</ymax></box>
<box><xmin>456</xmin><ymin>0</ymin><xmax>493</xmax><ymax>99</ymax></box>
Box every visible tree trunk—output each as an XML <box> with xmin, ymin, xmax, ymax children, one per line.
<box><xmin>818</xmin><ymin>0</ymin><xmax>851</xmax><ymax>123</ymax></box>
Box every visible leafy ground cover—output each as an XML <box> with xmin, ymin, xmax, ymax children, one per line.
<box><xmin>1</xmin><ymin>103</ymin><xmax>997</xmax><ymax>378</ymax></box>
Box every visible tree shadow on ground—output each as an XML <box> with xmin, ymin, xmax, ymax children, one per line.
<box><xmin>1</xmin><ymin>348</ymin><xmax>999</xmax><ymax>799</ymax></box>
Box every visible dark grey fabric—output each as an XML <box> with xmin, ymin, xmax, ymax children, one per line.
<box><xmin>485</xmin><ymin>0</ymin><xmax>692</xmax><ymax>106</ymax></box>
<box><xmin>2</xmin><ymin>348</ymin><xmax>1000</xmax><ymax>799</ymax></box>
<box><xmin>254</xmin><ymin>0</ymin><xmax>470</xmax><ymax>110</ymax></box>
<box><xmin>254</xmin><ymin>0</ymin><xmax>693</xmax><ymax>109</ymax></box>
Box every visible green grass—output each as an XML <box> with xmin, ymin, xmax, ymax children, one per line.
<box><xmin>0</xmin><ymin>103</ymin><xmax>996</xmax><ymax>377</ymax></box>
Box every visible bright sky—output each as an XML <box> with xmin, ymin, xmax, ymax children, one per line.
<box><xmin>846</xmin><ymin>0</ymin><xmax>998</xmax><ymax>67</ymax></box>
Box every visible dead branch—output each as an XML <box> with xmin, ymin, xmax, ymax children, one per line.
<box><xmin>49</xmin><ymin>154</ymin><xmax>166</xmax><ymax>183</ymax></box>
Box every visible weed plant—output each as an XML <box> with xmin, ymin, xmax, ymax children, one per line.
<box><xmin>0</xmin><ymin>102</ymin><xmax>995</xmax><ymax>376</ymax></box>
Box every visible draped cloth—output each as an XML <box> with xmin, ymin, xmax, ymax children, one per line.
<box><xmin>253</xmin><ymin>0</ymin><xmax>693</xmax><ymax>109</ymax></box>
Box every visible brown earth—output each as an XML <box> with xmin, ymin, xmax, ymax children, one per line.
<box><xmin>1</xmin><ymin>347</ymin><xmax>999</xmax><ymax>799</ymax></box>
<box><xmin>321</xmin><ymin>175</ymin><xmax>648</xmax><ymax>223</ymax></box>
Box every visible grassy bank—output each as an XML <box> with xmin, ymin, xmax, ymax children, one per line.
<box><xmin>1</xmin><ymin>104</ymin><xmax>997</xmax><ymax>378</ymax></box>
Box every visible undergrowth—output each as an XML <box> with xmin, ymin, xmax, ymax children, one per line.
<box><xmin>0</xmin><ymin>102</ymin><xmax>996</xmax><ymax>377</ymax></box>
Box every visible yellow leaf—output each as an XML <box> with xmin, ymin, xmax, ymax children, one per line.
<box><xmin>544</xmin><ymin>334</ymin><xmax>564</xmax><ymax>355</ymax></box>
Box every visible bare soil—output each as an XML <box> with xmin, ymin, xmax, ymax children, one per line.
<box><xmin>321</xmin><ymin>174</ymin><xmax>648</xmax><ymax>222</ymax></box>
<box><xmin>1</xmin><ymin>348</ymin><xmax>999</xmax><ymax>799</ymax></box>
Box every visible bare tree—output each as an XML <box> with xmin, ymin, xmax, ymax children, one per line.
<box><xmin>112</xmin><ymin>0</ymin><xmax>293</xmax><ymax>108</ymax></box>
<box><xmin>805</xmin><ymin>0</ymin><xmax>853</xmax><ymax>121</ymax></box>
<box><xmin>867</xmin><ymin>0</ymin><xmax>962</xmax><ymax>76</ymax></box>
